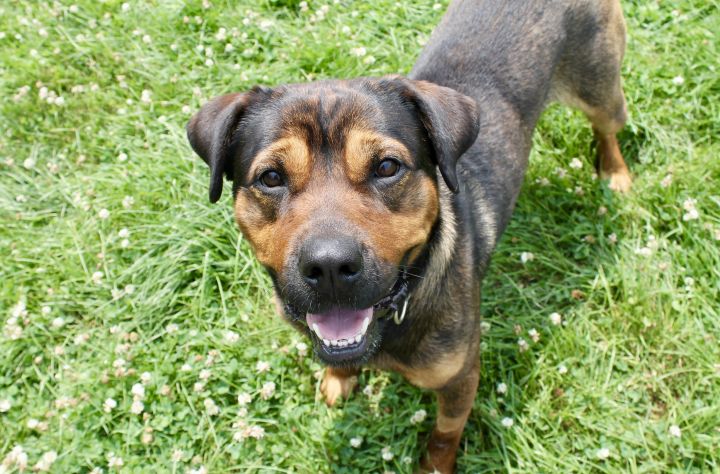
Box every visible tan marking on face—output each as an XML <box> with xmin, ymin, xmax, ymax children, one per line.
<box><xmin>235</xmin><ymin>186</ymin><xmax>320</xmax><ymax>273</ymax></box>
<box><xmin>343</xmin><ymin>129</ymin><xmax>413</xmax><ymax>184</ymax></box>
<box><xmin>248</xmin><ymin>135</ymin><xmax>313</xmax><ymax>190</ymax></box>
<box><xmin>340</xmin><ymin>175</ymin><xmax>439</xmax><ymax>265</ymax></box>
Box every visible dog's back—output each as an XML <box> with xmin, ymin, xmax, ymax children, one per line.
<box><xmin>411</xmin><ymin>0</ymin><xmax>630</xmax><ymax>265</ymax></box>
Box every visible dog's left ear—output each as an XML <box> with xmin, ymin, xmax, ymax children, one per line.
<box><xmin>394</xmin><ymin>77</ymin><xmax>480</xmax><ymax>193</ymax></box>
<box><xmin>186</xmin><ymin>86</ymin><xmax>270</xmax><ymax>203</ymax></box>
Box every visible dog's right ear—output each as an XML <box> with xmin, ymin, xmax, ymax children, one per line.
<box><xmin>186</xmin><ymin>86</ymin><xmax>270</xmax><ymax>203</ymax></box>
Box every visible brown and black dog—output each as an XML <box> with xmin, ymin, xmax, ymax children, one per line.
<box><xmin>187</xmin><ymin>0</ymin><xmax>631</xmax><ymax>471</ymax></box>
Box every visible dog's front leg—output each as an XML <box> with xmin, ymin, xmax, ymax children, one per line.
<box><xmin>421</xmin><ymin>361</ymin><xmax>479</xmax><ymax>474</ymax></box>
<box><xmin>320</xmin><ymin>366</ymin><xmax>360</xmax><ymax>406</ymax></box>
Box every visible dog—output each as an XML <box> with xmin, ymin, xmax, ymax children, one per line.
<box><xmin>186</xmin><ymin>0</ymin><xmax>630</xmax><ymax>471</ymax></box>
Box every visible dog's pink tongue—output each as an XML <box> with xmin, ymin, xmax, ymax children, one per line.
<box><xmin>306</xmin><ymin>307</ymin><xmax>372</xmax><ymax>340</ymax></box>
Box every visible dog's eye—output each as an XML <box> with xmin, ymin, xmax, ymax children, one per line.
<box><xmin>259</xmin><ymin>170</ymin><xmax>284</xmax><ymax>188</ymax></box>
<box><xmin>375</xmin><ymin>158</ymin><xmax>401</xmax><ymax>178</ymax></box>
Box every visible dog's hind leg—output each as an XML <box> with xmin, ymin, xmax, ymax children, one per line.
<box><xmin>320</xmin><ymin>366</ymin><xmax>359</xmax><ymax>406</ymax></box>
<box><xmin>552</xmin><ymin>0</ymin><xmax>632</xmax><ymax>192</ymax></box>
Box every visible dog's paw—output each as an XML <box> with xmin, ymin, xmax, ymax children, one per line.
<box><xmin>603</xmin><ymin>169</ymin><xmax>632</xmax><ymax>193</ymax></box>
<box><xmin>320</xmin><ymin>367</ymin><xmax>358</xmax><ymax>407</ymax></box>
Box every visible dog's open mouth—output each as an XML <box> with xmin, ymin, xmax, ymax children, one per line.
<box><xmin>302</xmin><ymin>274</ymin><xmax>409</xmax><ymax>363</ymax></box>
<box><xmin>307</xmin><ymin>307</ymin><xmax>373</xmax><ymax>350</ymax></box>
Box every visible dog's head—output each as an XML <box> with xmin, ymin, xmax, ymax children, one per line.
<box><xmin>187</xmin><ymin>76</ymin><xmax>479</xmax><ymax>366</ymax></box>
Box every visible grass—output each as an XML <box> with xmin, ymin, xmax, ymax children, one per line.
<box><xmin>1</xmin><ymin>0</ymin><xmax>719</xmax><ymax>472</ymax></box>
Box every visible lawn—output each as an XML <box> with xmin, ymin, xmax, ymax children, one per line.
<box><xmin>1</xmin><ymin>0</ymin><xmax>719</xmax><ymax>472</ymax></box>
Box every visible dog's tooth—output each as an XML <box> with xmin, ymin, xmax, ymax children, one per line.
<box><xmin>312</xmin><ymin>323</ymin><xmax>322</xmax><ymax>338</ymax></box>
<box><xmin>322</xmin><ymin>338</ymin><xmax>330</xmax><ymax>346</ymax></box>
<box><xmin>355</xmin><ymin>334</ymin><xmax>362</xmax><ymax>344</ymax></box>
<box><xmin>361</xmin><ymin>317</ymin><xmax>370</xmax><ymax>334</ymax></box>
<box><xmin>339</xmin><ymin>339</ymin><xmax>347</xmax><ymax>348</ymax></box>
<box><xmin>330</xmin><ymin>339</ymin><xmax>338</xmax><ymax>347</ymax></box>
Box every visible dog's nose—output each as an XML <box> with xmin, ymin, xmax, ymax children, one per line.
<box><xmin>299</xmin><ymin>236</ymin><xmax>363</xmax><ymax>299</ymax></box>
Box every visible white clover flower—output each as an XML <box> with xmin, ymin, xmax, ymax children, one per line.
<box><xmin>125</xmin><ymin>284</ymin><xmax>135</xmax><ymax>295</ymax></box>
<box><xmin>51</xmin><ymin>317</ymin><xmax>65</xmax><ymax>328</ymax></box>
<box><xmin>189</xmin><ymin>466</ymin><xmax>207</xmax><ymax>474</ymax></box>
<box><xmin>107</xmin><ymin>452</ymin><xmax>124</xmax><ymax>468</ymax></box>
<box><xmin>260</xmin><ymin>381</ymin><xmax>275</xmax><ymax>400</ymax></box>
<box><xmin>131</xmin><ymin>383</ymin><xmax>145</xmax><ymax>399</ymax></box>
<box><xmin>120</xmin><ymin>239</ymin><xmax>130</xmax><ymax>248</ymax></box>
<box><xmin>166</xmin><ymin>323</ymin><xmax>179</xmax><ymax>334</ymax></box>
<box><xmin>27</xmin><ymin>418</ymin><xmax>39</xmax><ymax>429</ymax></box>
<box><xmin>669</xmin><ymin>425</ymin><xmax>682</xmax><ymax>438</ymax></box>
<box><xmin>496</xmin><ymin>383</ymin><xmax>507</xmax><ymax>395</ymax></box>
<box><xmin>199</xmin><ymin>369</ymin><xmax>212</xmax><ymax>380</ymax></box>
<box><xmin>92</xmin><ymin>271</ymin><xmax>104</xmax><ymax>284</ymax></box>
<box><xmin>112</xmin><ymin>358</ymin><xmax>126</xmax><ymax>368</ymax></box>
<box><xmin>256</xmin><ymin>361</ymin><xmax>270</xmax><ymax>373</ymax></box>
<box><xmin>480</xmin><ymin>321</ymin><xmax>491</xmax><ymax>334</ymax></box>
<box><xmin>350</xmin><ymin>47</ymin><xmax>367</xmax><ymax>57</ymax></box>
<box><xmin>0</xmin><ymin>399</ymin><xmax>11</xmax><ymax>412</ymax></box>
<box><xmin>635</xmin><ymin>247</ymin><xmax>653</xmax><ymax>257</ymax></box>
<box><xmin>569</xmin><ymin>158</ymin><xmax>583</xmax><ymax>169</ymax></box>
<box><xmin>142</xmin><ymin>34</ymin><xmax>151</xmax><ymax>44</ymax></box>
<box><xmin>237</xmin><ymin>392</ymin><xmax>252</xmax><ymax>406</ymax></box>
<box><xmin>140</xmin><ymin>371</ymin><xmax>152</xmax><ymax>384</ymax></box>
<box><xmin>501</xmin><ymin>417</ymin><xmax>514</xmax><ymax>428</ymax></box>
<box><xmin>224</xmin><ymin>331</ymin><xmax>239</xmax><ymax>344</ymax></box>
<box><xmin>608</xmin><ymin>233</ymin><xmax>618</xmax><ymax>244</ymax></box>
<box><xmin>682</xmin><ymin>198</ymin><xmax>699</xmax><ymax>221</ymax></box>
<box><xmin>363</xmin><ymin>55</ymin><xmax>376</xmax><ymax>65</ymax></box>
<box><xmin>661</xmin><ymin>174</ymin><xmax>672</xmax><ymax>188</ymax></box>
<box><xmin>117</xmin><ymin>152</ymin><xmax>128</xmax><ymax>162</ymax></box>
<box><xmin>23</xmin><ymin>158</ymin><xmax>37</xmax><ymax>169</ymax></box>
<box><xmin>122</xmin><ymin>195</ymin><xmax>134</xmax><ymax>208</ymax></box>
<box><xmin>121</xmin><ymin>3</ymin><xmax>130</xmax><ymax>12</ymax></box>
<box><xmin>410</xmin><ymin>409</ymin><xmax>427</xmax><ymax>424</ymax></box>
<box><xmin>517</xmin><ymin>338</ymin><xmax>529</xmax><ymax>352</ymax></box>
<box><xmin>672</xmin><ymin>75</ymin><xmax>684</xmax><ymax>85</ymax></box>
<box><xmin>181</xmin><ymin>363</ymin><xmax>192</xmax><ymax>372</ymax></box>
<box><xmin>350</xmin><ymin>436</ymin><xmax>363</xmax><ymax>448</ymax></box>
<box><xmin>296</xmin><ymin>341</ymin><xmax>308</xmax><ymax>356</ymax></box>
<box><xmin>558</xmin><ymin>364</ymin><xmax>568</xmax><ymax>375</ymax></box>
<box><xmin>171</xmin><ymin>449</ymin><xmax>184</xmax><ymax>462</ymax></box>
<box><xmin>247</xmin><ymin>425</ymin><xmax>265</xmax><ymax>439</ymax></box>
<box><xmin>130</xmin><ymin>399</ymin><xmax>144</xmax><ymax>414</ymax></box>
<box><xmin>33</xmin><ymin>450</ymin><xmax>58</xmax><ymax>472</ymax></box>
<box><xmin>182</xmin><ymin>105</ymin><xmax>192</xmax><ymax>114</ymax></box>
<box><xmin>98</xmin><ymin>208</ymin><xmax>110</xmax><ymax>219</ymax></box>
<box><xmin>528</xmin><ymin>328</ymin><xmax>540</xmax><ymax>343</ymax></box>
<box><xmin>205</xmin><ymin>59</ymin><xmax>214</xmax><ymax>67</ymax></box>
<box><xmin>381</xmin><ymin>446</ymin><xmax>394</xmax><ymax>461</ymax></box>
<box><xmin>520</xmin><ymin>252</ymin><xmax>534</xmax><ymax>263</ymax></box>
<box><xmin>193</xmin><ymin>382</ymin><xmax>205</xmax><ymax>393</ymax></box>
<box><xmin>204</xmin><ymin>398</ymin><xmax>219</xmax><ymax>415</ymax></box>
<box><xmin>596</xmin><ymin>447</ymin><xmax>610</xmax><ymax>460</ymax></box>
<box><xmin>103</xmin><ymin>398</ymin><xmax>117</xmax><ymax>412</ymax></box>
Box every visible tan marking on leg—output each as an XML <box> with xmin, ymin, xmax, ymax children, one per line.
<box><xmin>594</xmin><ymin>127</ymin><xmax>632</xmax><ymax>193</ymax></box>
<box><xmin>320</xmin><ymin>366</ymin><xmax>359</xmax><ymax>407</ymax></box>
<box><xmin>421</xmin><ymin>365</ymin><xmax>479</xmax><ymax>474</ymax></box>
